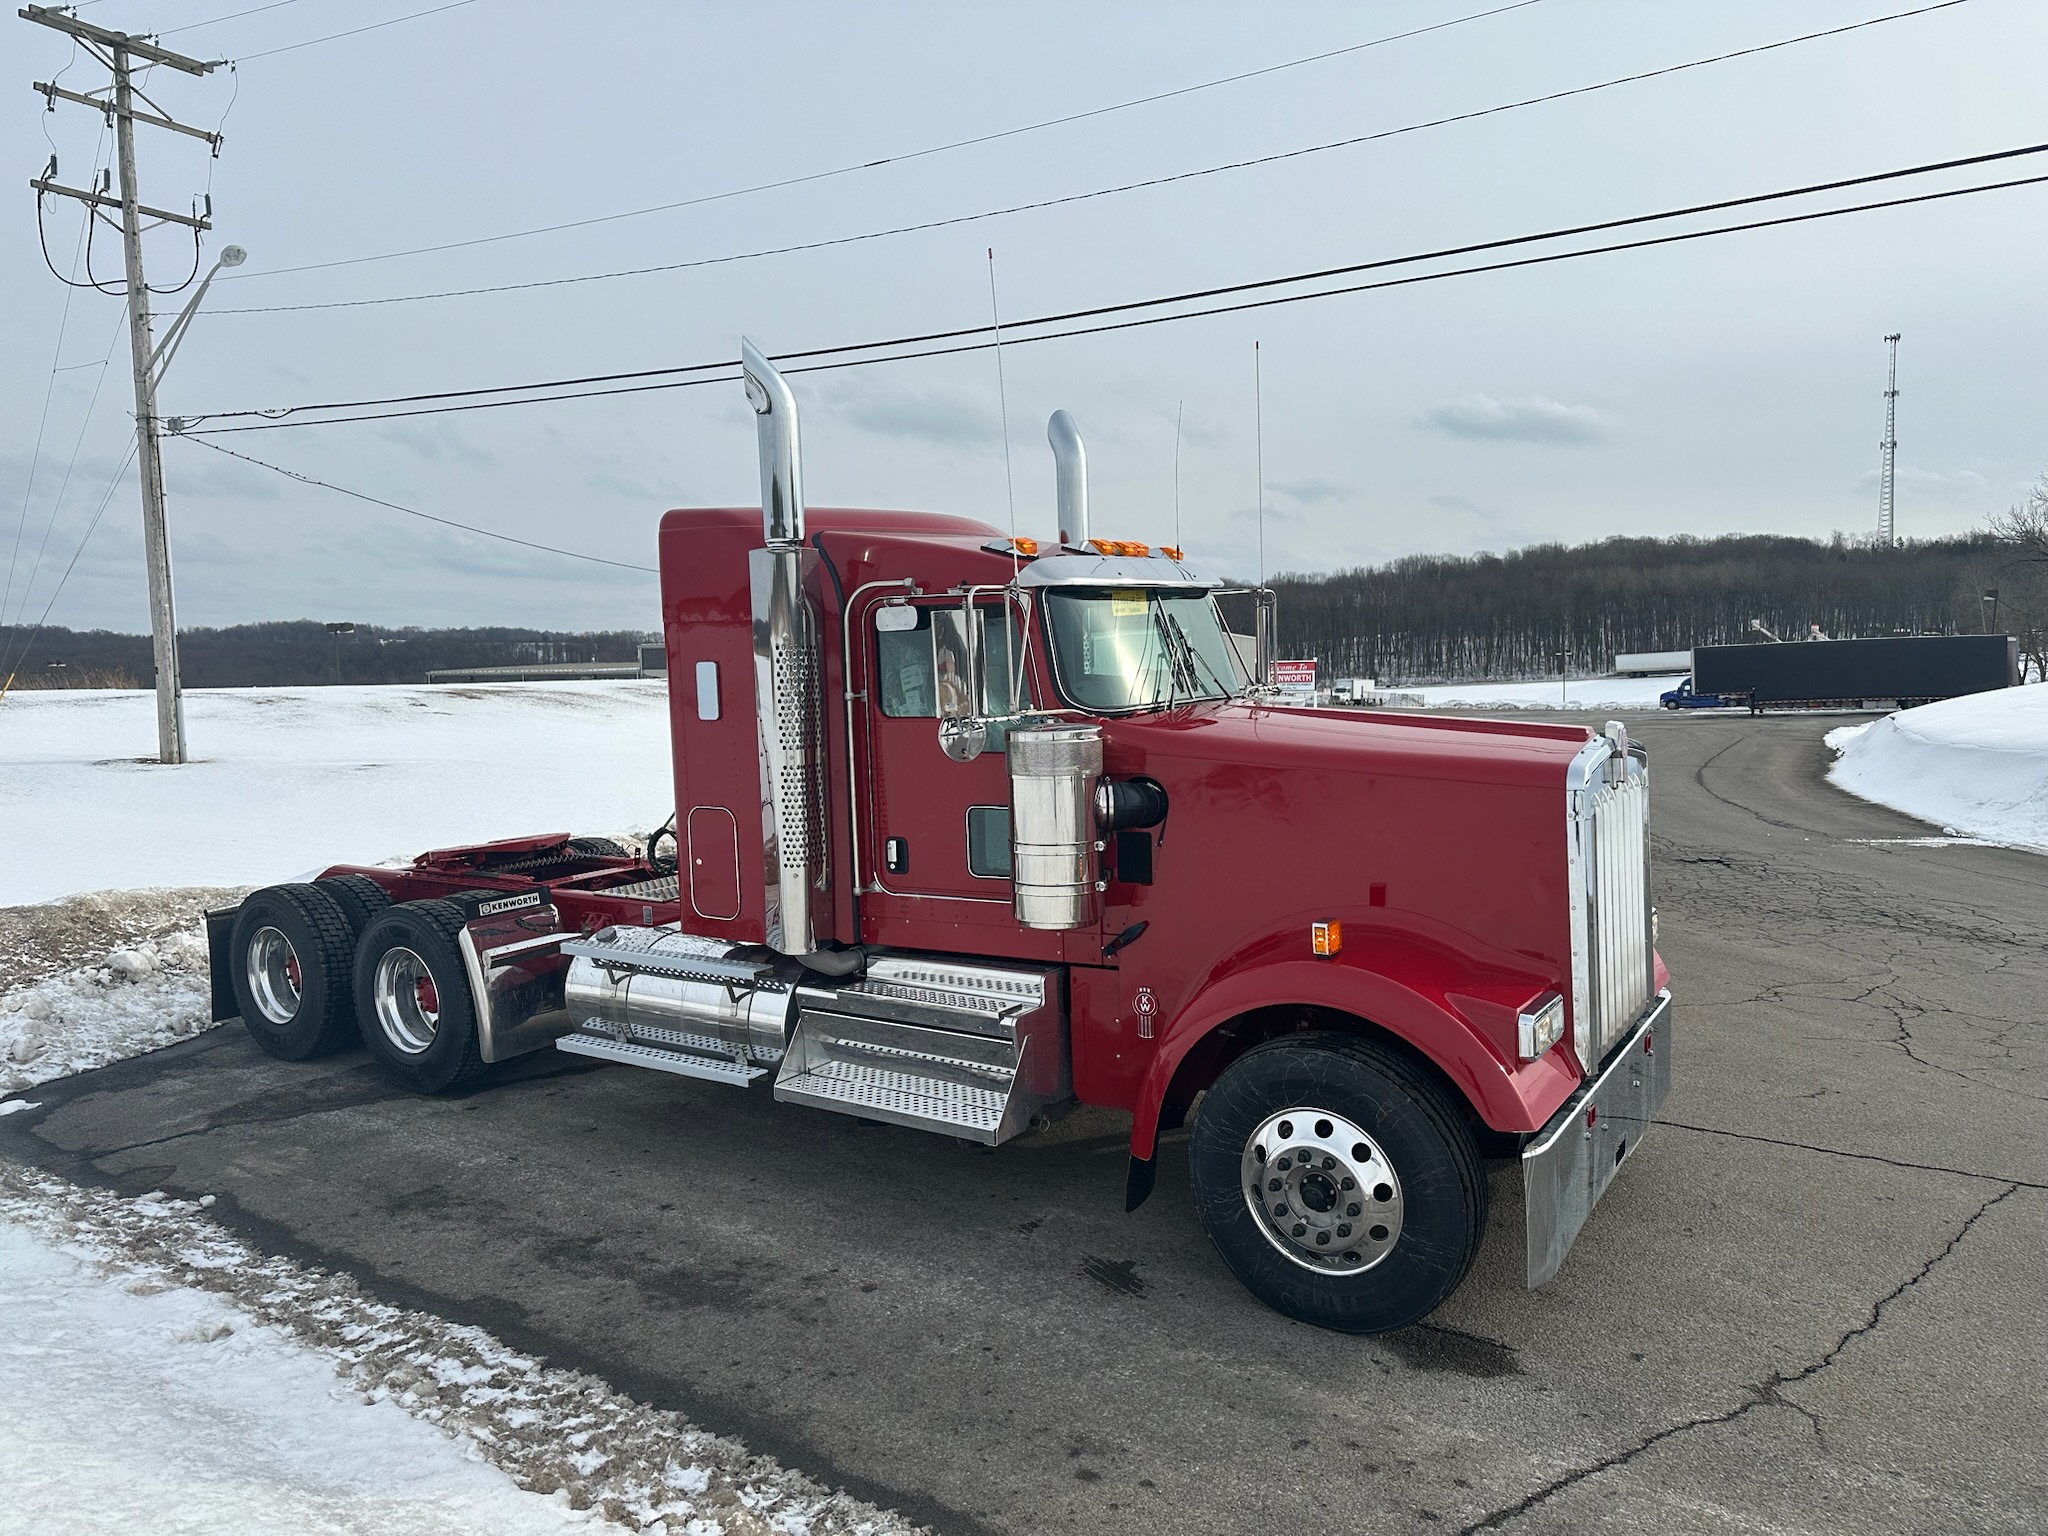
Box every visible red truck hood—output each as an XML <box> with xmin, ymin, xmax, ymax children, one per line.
<box><xmin>1100</xmin><ymin>699</ymin><xmax>1594</xmax><ymax>789</ymax></box>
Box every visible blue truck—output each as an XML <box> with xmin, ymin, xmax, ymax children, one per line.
<box><xmin>1658</xmin><ymin>676</ymin><xmax>1736</xmax><ymax>709</ymax></box>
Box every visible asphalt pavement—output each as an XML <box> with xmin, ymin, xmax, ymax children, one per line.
<box><xmin>4</xmin><ymin>710</ymin><xmax>2043</xmax><ymax>1534</ymax></box>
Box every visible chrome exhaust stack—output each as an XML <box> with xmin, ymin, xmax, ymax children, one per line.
<box><xmin>1048</xmin><ymin>410</ymin><xmax>1088</xmax><ymax>548</ymax></box>
<box><xmin>741</xmin><ymin>338</ymin><xmax>829</xmax><ymax>954</ymax></box>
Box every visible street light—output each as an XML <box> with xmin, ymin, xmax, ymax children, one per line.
<box><xmin>150</xmin><ymin>243</ymin><xmax>244</xmax><ymax>396</ymax></box>
<box><xmin>1982</xmin><ymin>589</ymin><xmax>2000</xmax><ymax>633</ymax></box>
<box><xmin>325</xmin><ymin>621</ymin><xmax>356</xmax><ymax>685</ymax></box>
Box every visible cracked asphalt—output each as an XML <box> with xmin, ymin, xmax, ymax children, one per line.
<box><xmin>3</xmin><ymin>711</ymin><xmax>2044</xmax><ymax>1534</ymax></box>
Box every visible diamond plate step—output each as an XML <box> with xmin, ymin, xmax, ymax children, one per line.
<box><xmin>774</xmin><ymin>1056</ymin><xmax>1009</xmax><ymax>1141</ymax></box>
<box><xmin>555</xmin><ymin>1026</ymin><xmax>764</xmax><ymax>1085</ymax></box>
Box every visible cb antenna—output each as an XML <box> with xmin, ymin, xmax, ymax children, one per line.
<box><xmin>1254</xmin><ymin>341</ymin><xmax>1265</xmax><ymax>587</ymax></box>
<box><xmin>988</xmin><ymin>248</ymin><xmax>1018</xmax><ymax>577</ymax></box>
<box><xmin>1173</xmin><ymin>398</ymin><xmax>1184</xmax><ymax>552</ymax></box>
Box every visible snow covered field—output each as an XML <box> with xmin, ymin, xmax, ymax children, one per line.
<box><xmin>1405</xmin><ymin>673</ymin><xmax>1685</xmax><ymax>710</ymax></box>
<box><xmin>0</xmin><ymin>681</ymin><xmax>916</xmax><ymax>1535</ymax></box>
<box><xmin>0</xmin><ymin>1170</ymin><xmax>911</xmax><ymax>1536</ymax></box>
<box><xmin>1827</xmin><ymin>685</ymin><xmax>2048</xmax><ymax>851</ymax></box>
<box><xmin>0</xmin><ymin>682</ymin><xmax>673</xmax><ymax>906</ymax></box>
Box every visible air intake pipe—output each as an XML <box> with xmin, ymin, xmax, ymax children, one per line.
<box><xmin>1048</xmin><ymin>410</ymin><xmax>1087</xmax><ymax>549</ymax></box>
<box><xmin>741</xmin><ymin>338</ymin><xmax>828</xmax><ymax>954</ymax></box>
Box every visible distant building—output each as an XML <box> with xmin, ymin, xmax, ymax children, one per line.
<box><xmin>426</xmin><ymin>638</ymin><xmax>666</xmax><ymax>685</ymax></box>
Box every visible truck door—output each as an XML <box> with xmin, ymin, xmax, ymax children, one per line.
<box><xmin>862</xmin><ymin>599</ymin><xmax>1024</xmax><ymax>907</ymax></box>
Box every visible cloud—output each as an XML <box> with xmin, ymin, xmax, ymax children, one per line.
<box><xmin>161</xmin><ymin>455</ymin><xmax>283</xmax><ymax>501</ymax></box>
<box><xmin>1270</xmin><ymin>476</ymin><xmax>1351</xmax><ymax>505</ymax></box>
<box><xmin>1415</xmin><ymin>394</ymin><xmax>1610</xmax><ymax>446</ymax></box>
<box><xmin>377</xmin><ymin>421</ymin><xmax>495</xmax><ymax>466</ymax></box>
<box><xmin>1428</xmin><ymin>492</ymin><xmax>1505</xmax><ymax>520</ymax></box>
<box><xmin>1853</xmin><ymin>465</ymin><xmax>1990</xmax><ymax>503</ymax></box>
<box><xmin>584</xmin><ymin>470</ymin><xmax>673</xmax><ymax>505</ymax></box>
<box><xmin>829</xmin><ymin>384</ymin><xmax>1001</xmax><ymax>448</ymax></box>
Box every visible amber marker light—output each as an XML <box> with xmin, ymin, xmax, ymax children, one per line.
<box><xmin>1311</xmin><ymin>921</ymin><xmax>1342</xmax><ymax>957</ymax></box>
<box><xmin>1160</xmin><ymin>545</ymin><xmax>1184</xmax><ymax>562</ymax></box>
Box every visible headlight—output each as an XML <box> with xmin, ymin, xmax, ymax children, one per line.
<box><xmin>1517</xmin><ymin>993</ymin><xmax>1565</xmax><ymax>1061</ymax></box>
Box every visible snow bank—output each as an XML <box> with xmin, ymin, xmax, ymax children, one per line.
<box><xmin>0</xmin><ymin>682</ymin><xmax>673</xmax><ymax>906</ymax></box>
<box><xmin>1406</xmin><ymin>674</ymin><xmax>1684</xmax><ymax>710</ymax></box>
<box><xmin>0</xmin><ymin>1216</ymin><xmax>595</xmax><ymax>1536</ymax></box>
<box><xmin>1</xmin><ymin>890</ymin><xmax>234</xmax><ymax>1096</ymax></box>
<box><xmin>1826</xmin><ymin>685</ymin><xmax>2048</xmax><ymax>850</ymax></box>
<box><xmin>0</xmin><ymin>1169</ymin><xmax>921</xmax><ymax>1536</ymax></box>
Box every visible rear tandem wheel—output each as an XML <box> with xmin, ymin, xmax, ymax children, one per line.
<box><xmin>226</xmin><ymin>884</ymin><xmax>361</xmax><ymax>1060</ymax></box>
<box><xmin>350</xmin><ymin>899</ymin><xmax>488</xmax><ymax>1094</ymax></box>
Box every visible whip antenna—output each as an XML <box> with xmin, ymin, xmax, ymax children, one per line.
<box><xmin>1174</xmin><ymin>398</ymin><xmax>1184</xmax><ymax>552</ymax></box>
<box><xmin>1254</xmin><ymin>341</ymin><xmax>1265</xmax><ymax>587</ymax></box>
<box><xmin>988</xmin><ymin>248</ymin><xmax>1018</xmax><ymax>578</ymax></box>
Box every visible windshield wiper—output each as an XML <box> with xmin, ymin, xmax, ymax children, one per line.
<box><xmin>1165</xmin><ymin>609</ymin><xmax>1235</xmax><ymax>699</ymax></box>
<box><xmin>1144</xmin><ymin>606</ymin><xmax>1188</xmax><ymax>711</ymax></box>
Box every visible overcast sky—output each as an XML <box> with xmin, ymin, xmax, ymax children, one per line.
<box><xmin>4</xmin><ymin>0</ymin><xmax>2045</xmax><ymax>636</ymax></box>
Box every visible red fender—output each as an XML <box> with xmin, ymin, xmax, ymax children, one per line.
<box><xmin>1126</xmin><ymin>955</ymin><xmax>1583</xmax><ymax>1162</ymax></box>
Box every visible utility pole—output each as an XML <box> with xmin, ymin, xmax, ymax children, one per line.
<box><xmin>23</xmin><ymin>5</ymin><xmax>222</xmax><ymax>764</ymax></box>
<box><xmin>1877</xmin><ymin>333</ymin><xmax>1901</xmax><ymax>549</ymax></box>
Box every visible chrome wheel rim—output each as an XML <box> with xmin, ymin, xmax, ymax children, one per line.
<box><xmin>372</xmin><ymin>946</ymin><xmax>440</xmax><ymax>1055</ymax></box>
<box><xmin>246</xmin><ymin>926</ymin><xmax>303</xmax><ymax>1024</ymax></box>
<box><xmin>1240</xmin><ymin>1107</ymin><xmax>1404</xmax><ymax>1273</ymax></box>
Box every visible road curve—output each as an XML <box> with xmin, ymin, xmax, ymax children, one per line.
<box><xmin>4</xmin><ymin>710</ymin><xmax>2043</xmax><ymax>1534</ymax></box>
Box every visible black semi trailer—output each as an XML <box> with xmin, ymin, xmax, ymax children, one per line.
<box><xmin>1693</xmin><ymin>634</ymin><xmax>2018</xmax><ymax>712</ymax></box>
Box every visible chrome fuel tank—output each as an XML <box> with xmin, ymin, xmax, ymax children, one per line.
<box><xmin>562</xmin><ymin>926</ymin><xmax>795</xmax><ymax>1063</ymax></box>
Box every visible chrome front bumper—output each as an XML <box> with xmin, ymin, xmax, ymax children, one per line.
<box><xmin>1523</xmin><ymin>990</ymin><xmax>1672</xmax><ymax>1287</ymax></box>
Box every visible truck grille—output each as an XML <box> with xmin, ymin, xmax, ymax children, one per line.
<box><xmin>1568</xmin><ymin>740</ymin><xmax>1654</xmax><ymax>1071</ymax></box>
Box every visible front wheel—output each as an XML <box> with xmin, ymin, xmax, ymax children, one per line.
<box><xmin>1189</xmin><ymin>1032</ymin><xmax>1488</xmax><ymax>1333</ymax></box>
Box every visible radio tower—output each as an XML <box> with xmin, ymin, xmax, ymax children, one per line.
<box><xmin>1876</xmin><ymin>333</ymin><xmax>1901</xmax><ymax>547</ymax></box>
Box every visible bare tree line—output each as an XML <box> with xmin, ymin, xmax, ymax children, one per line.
<box><xmin>1269</xmin><ymin>505</ymin><xmax>2048</xmax><ymax>684</ymax></box>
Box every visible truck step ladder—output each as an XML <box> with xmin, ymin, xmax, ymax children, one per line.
<box><xmin>774</xmin><ymin>957</ymin><xmax>1068</xmax><ymax>1145</ymax></box>
<box><xmin>556</xmin><ymin>1020</ymin><xmax>766</xmax><ymax>1086</ymax></box>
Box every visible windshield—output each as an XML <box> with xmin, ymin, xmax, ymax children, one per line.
<box><xmin>1043</xmin><ymin>588</ymin><xmax>1243</xmax><ymax>712</ymax></box>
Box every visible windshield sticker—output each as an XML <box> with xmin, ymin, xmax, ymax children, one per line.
<box><xmin>1110</xmin><ymin>589</ymin><xmax>1147</xmax><ymax>617</ymax></box>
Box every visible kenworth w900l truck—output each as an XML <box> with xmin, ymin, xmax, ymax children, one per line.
<box><xmin>207</xmin><ymin>342</ymin><xmax>1671</xmax><ymax>1333</ymax></box>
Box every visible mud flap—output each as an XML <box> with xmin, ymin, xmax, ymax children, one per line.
<box><xmin>204</xmin><ymin>904</ymin><xmax>241</xmax><ymax>1023</ymax></box>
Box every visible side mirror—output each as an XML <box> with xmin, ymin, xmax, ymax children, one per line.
<box><xmin>932</xmin><ymin>603</ymin><xmax>987</xmax><ymax>759</ymax></box>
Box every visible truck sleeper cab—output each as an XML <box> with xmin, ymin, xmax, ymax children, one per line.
<box><xmin>206</xmin><ymin>343</ymin><xmax>1671</xmax><ymax>1334</ymax></box>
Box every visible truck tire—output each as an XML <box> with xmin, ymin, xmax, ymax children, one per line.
<box><xmin>1189</xmin><ymin>1032</ymin><xmax>1488</xmax><ymax>1334</ymax></box>
<box><xmin>314</xmin><ymin>873</ymin><xmax>392</xmax><ymax>937</ymax></box>
<box><xmin>228</xmin><ymin>884</ymin><xmax>360</xmax><ymax>1060</ymax></box>
<box><xmin>567</xmin><ymin>836</ymin><xmax>628</xmax><ymax>857</ymax></box>
<box><xmin>352</xmin><ymin>900</ymin><xmax>487</xmax><ymax>1094</ymax></box>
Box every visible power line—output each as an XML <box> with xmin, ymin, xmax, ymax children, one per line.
<box><xmin>206</xmin><ymin>0</ymin><xmax>1978</xmax><ymax>318</ymax></box>
<box><xmin>230</xmin><ymin>0</ymin><xmax>474</xmax><ymax>61</ymax></box>
<box><xmin>174</xmin><ymin>436</ymin><xmax>659</xmax><ymax>573</ymax></box>
<box><xmin>0</xmin><ymin>440</ymin><xmax>138</xmax><ymax>699</ymax></box>
<box><xmin>159</xmin><ymin>0</ymin><xmax>315</xmax><ymax>37</ymax></box>
<box><xmin>178</xmin><ymin>139</ymin><xmax>2048</xmax><ymax>430</ymax></box>
<box><xmin>3</xmin><ymin>310</ymin><xmax>130</xmax><ymax>670</ymax></box>
<box><xmin>174</xmin><ymin>167</ymin><xmax>2048</xmax><ymax>438</ymax></box>
<box><xmin>218</xmin><ymin>0</ymin><xmax>1549</xmax><ymax>284</ymax></box>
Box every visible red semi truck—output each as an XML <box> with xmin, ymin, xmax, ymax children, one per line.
<box><xmin>206</xmin><ymin>342</ymin><xmax>1671</xmax><ymax>1333</ymax></box>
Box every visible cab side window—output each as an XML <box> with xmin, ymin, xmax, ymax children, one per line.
<box><xmin>877</xmin><ymin>610</ymin><xmax>936</xmax><ymax>717</ymax></box>
<box><xmin>876</xmin><ymin>605</ymin><xmax>1022</xmax><ymax>719</ymax></box>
